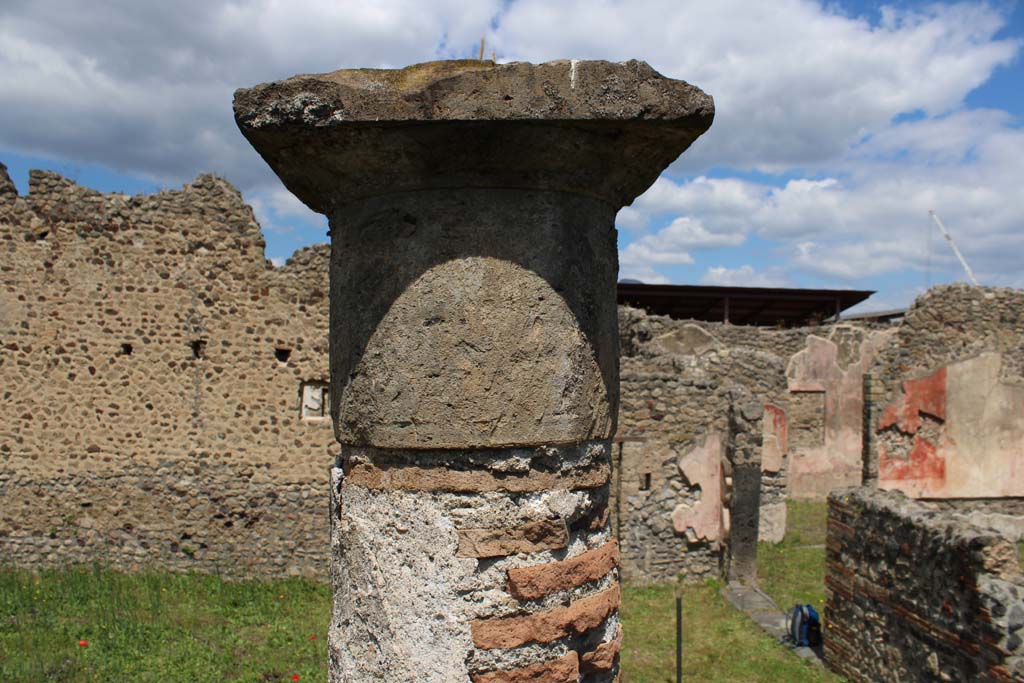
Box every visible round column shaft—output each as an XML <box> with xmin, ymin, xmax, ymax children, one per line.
<box><xmin>234</xmin><ymin>59</ymin><xmax>713</xmax><ymax>683</ymax></box>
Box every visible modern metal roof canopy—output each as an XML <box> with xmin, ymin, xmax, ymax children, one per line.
<box><xmin>617</xmin><ymin>283</ymin><xmax>874</xmax><ymax>326</ymax></box>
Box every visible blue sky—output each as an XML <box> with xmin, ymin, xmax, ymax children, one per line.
<box><xmin>2</xmin><ymin>0</ymin><xmax>1022</xmax><ymax>312</ymax></box>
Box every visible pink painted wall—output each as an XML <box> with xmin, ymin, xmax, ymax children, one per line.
<box><xmin>672</xmin><ymin>431</ymin><xmax>725</xmax><ymax>543</ymax></box>
<box><xmin>784</xmin><ymin>326</ymin><xmax>894</xmax><ymax>499</ymax></box>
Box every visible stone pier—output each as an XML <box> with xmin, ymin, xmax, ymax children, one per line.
<box><xmin>234</xmin><ymin>59</ymin><xmax>713</xmax><ymax>683</ymax></box>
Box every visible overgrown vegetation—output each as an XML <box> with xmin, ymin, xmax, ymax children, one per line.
<box><xmin>0</xmin><ymin>567</ymin><xmax>329</xmax><ymax>682</ymax></box>
<box><xmin>1</xmin><ymin>564</ymin><xmax>841</xmax><ymax>683</ymax></box>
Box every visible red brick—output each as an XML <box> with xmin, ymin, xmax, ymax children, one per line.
<box><xmin>472</xmin><ymin>585</ymin><xmax>620</xmax><ymax>649</ymax></box>
<box><xmin>507</xmin><ymin>541</ymin><xmax>619</xmax><ymax>600</ymax></box>
<box><xmin>581</xmin><ymin>627</ymin><xmax>622</xmax><ymax>673</ymax></box>
<box><xmin>345</xmin><ymin>461</ymin><xmax>609</xmax><ymax>493</ymax></box>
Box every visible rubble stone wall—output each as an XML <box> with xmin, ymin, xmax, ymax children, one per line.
<box><xmin>825</xmin><ymin>487</ymin><xmax>1024</xmax><ymax>682</ymax></box>
<box><xmin>615</xmin><ymin>308</ymin><xmax>788</xmax><ymax>583</ymax></box>
<box><xmin>613</xmin><ymin>307</ymin><xmax>889</xmax><ymax>583</ymax></box>
<box><xmin>7</xmin><ymin>164</ymin><xmax>1021</xmax><ymax>591</ymax></box>
<box><xmin>0</xmin><ymin>165</ymin><xmax>333</xmax><ymax>577</ymax></box>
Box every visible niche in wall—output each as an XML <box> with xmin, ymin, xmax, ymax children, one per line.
<box><xmin>301</xmin><ymin>381</ymin><xmax>329</xmax><ymax>420</ymax></box>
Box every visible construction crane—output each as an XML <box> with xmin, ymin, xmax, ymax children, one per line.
<box><xmin>929</xmin><ymin>209</ymin><xmax>980</xmax><ymax>286</ymax></box>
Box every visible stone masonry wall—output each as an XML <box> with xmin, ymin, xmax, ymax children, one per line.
<box><xmin>9</xmin><ymin>163</ymin><xmax>1019</xmax><ymax>589</ymax></box>
<box><xmin>826</xmin><ymin>487</ymin><xmax>1024</xmax><ymax>682</ymax></box>
<box><xmin>615</xmin><ymin>307</ymin><xmax>788</xmax><ymax>583</ymax></box>
<box><xmin>866</xmin><ymin>285</ymin><xmax>1024</xmax><ymax>499</ymax></box>
<box><xmin>613</xmin><ymin>306</ymin><xmax>890</xmax><ymax>583</ymax></box>
<box><xmin>0</xmin><ymin>164</ymin><xmax>333</xmax><ymax>577</ymax></box>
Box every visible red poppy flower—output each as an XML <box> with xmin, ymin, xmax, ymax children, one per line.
<box><xmin>309</xmin><ymin>635</ymin><xmax>316</xmax><ymax>641</ymax></box>
<box><xmin>291</xmin><ymin>676</ymin><xmax>300</xmax><ymax>681</ymax></box>
<box><xmin>78</xmin><ymin>639</ymin><xmax>88</xmax><ymax>647</ymax></box>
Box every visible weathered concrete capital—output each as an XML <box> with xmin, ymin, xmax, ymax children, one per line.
<box><xmin>235</xmin><ymin>60</ymin><xmax>714</xmax><ymax>450</ymax></box>
<box><xmin>234</xmin><ymin>59</ymin><xmax>713</xmax><ymax>211</ymax></box>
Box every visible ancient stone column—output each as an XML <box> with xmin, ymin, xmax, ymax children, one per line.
<box><xmin>234</xmin><ymin>59</ymin><xmax>713</xmax><ymax>683</ymax></box>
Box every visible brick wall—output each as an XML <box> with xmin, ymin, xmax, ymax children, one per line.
<box><xmin>826</xmin><ymin>487</ymin><xmax>1024</xmax><ymax>682</ymax></box>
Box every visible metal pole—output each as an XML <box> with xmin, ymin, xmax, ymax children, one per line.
<box><xmin>675</xmin><ymin>589</ymin><xmax>683</xmax><ymax>683</ymax></box>
<box><xmin>929</xmin><ymin>210</ymin><xmax>980</xmax><ymax>286</ymax></box>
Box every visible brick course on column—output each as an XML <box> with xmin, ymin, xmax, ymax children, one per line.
<box><xmin>234</xmin><ymin>59</ymin><xmax>714</xmax><ymax>681</ymax></box>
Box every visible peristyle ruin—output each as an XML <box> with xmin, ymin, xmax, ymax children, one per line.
<box><xmin>0</xmin><ymin>57</ymin><xmax>1022</xmax><ymax>682</ymax></box>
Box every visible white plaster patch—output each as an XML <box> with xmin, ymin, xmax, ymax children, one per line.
<box><xmin>672</xmin><ymin>432</ymin><xmax>724</xmax><ymax>542</ymax></box>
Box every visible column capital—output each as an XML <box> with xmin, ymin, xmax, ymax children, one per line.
<box><xmin>234</xmin><ymin>59</ymin><xmax>713</xmax><ymax>213</ymax></box>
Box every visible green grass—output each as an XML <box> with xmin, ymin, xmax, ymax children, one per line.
<box><xmin>757</xmin><ymin>500</ymin><xmax>830</xmax><ymax>611</ymax></box>
<box><xmin>2</xmin><ymin>502</ymin><xmax>841</xmax><ymax>682</ymax></box>
<box><xmin>620</xmin><ymin>580</ymin><xmax>841</xmax><ymax>683</ymax></box>
<box><xmin>0</xmin><ymin>566</ymin><xmax>329</xmax><ymax>682</ymax></box>
<box><xmin>781</xmin><ymin>500</ymin><xmax>829</xmax><ymax>546</ymax></box>
<box><xmin>1019</xmin><ymin>541</ymin><xmax>1024</xmax><ymax>568</ymax></box>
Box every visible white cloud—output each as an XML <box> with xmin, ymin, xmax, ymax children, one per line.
<box><xmin>1</xmin><ymin>1</ymin><xmax>1015</xmax><ymax>188</ymax></box>
<box><xmin>851</xmin><ymin>109</ymin><xmax>1012</xmax><ymax>165</ymax></box>
<box><xmin>618</xmin><ymin>109</ymin><xmax>1024</xmax><ymax>290</ymax></box>
<box><xmin>620</xmin><ymin>216</ymin><xmax>745</xmax><ymax>269</ymax></box>
<box><xmin>0</xmin><ymin>0</ymin><xmax>1020</xmax><ymax>301</ymax></box>
<box><xmin>249</xmin><ymin>187</ymin><xmax>328</xmax><ymax>240</ymax></box>
<box><xmin>629</xmin><ymin>176</ymin><xmax>764</xmax><ymax>233</ymax></box>
<box><xmin>615</xmin><ymin>206</ymin><xmax>649</xmax><ymax>231</ymax></box>
<box><xmin>0</xmin><ymin>0</ymin><xmax>502</xmax><ymax>188</ymax></box>
<box><xmin>701</xmin><ymin>265</ymin><xmax>789</xmax><ymax>287</ymax></box>
<box><xmin>490</xmin><ymin>0</ymin><xmax>1019</xmax><ymax>171</ymax></box>
<box><xmin>618</xmin><ymin>264</ymin><xmax>671</xmax><ymax>285</ymax></box>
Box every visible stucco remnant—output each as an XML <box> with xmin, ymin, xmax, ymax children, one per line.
<box><xmin>785</xmin><ymin>325</ymin><xmax>894</xmax><ymax>498</ymax></box>
<box><xmin>673</xmin><ymin>432</ymin><xmax>725</xmax><ymax>544</ymax></box>
<box><xmin>867</xmin><ymin>285</ymin><xmax>1024</xmax><ymax>501</ymax></box>
<box><xmin>877</xmin><ymin>353</ymin><xmax>1024</xmax><ymax>498</ymax></box>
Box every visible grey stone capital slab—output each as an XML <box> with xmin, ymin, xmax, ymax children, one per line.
<box><xmin>234</xmin><ymin>59</ymin><xmax>714</xmax><ymax>212</ymax></box>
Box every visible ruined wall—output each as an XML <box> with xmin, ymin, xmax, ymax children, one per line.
<box><xmin>617</xmin><ymin>307</ymin><xmax>859</xmax><ymax>582</ymax></box>
<box><xmin>0</xmin><ymin>165</ymin><xmax>333</xmax><ymax>577</ymax></box>
<box><xmin>11</xmin><ymin>163</ymin><xmax>1018</xmax><ymax>590</ymax></box>
<box><xmin>866</xmin><ymin>285</ymin><xmax>1024</xmax><ymax>498</ymax></box>
<box><xmin>786</xmin><ymin>324</ymin><xmax>894</xmax><ymax>498</ymax></box>
<box><xmin>615</xmin><ymin>308</ymin><xmax>787</xmax><ymax>583</ymax></box>
<box><xmin>613</xmin><ymin>302</ymin><xmax>899</xmax><ymax>583</ymax></box>
<box><xmin>826</xmin><ymin>487</ymin><xmax>1024</xmax><ymax>682</ymax></box>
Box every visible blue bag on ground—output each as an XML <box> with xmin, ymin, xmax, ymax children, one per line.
<box><xmin>787</xmin><ymin>604</ymin><xmax>822</xmax><ymax>647</ymax></box>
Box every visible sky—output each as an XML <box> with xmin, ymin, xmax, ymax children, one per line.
<box><xmin>1</xmin><ymin>0</ymin><xmax>1022</xmax><ymax>313</ymax></box>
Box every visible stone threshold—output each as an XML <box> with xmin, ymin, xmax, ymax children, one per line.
<box><xmin>720</xmin><ymin>582</ymin><xmax>823</xmax><ymax>665</ymax></box>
